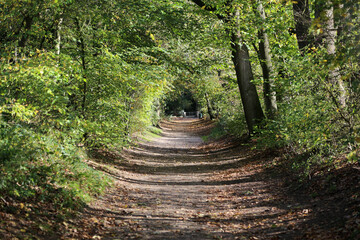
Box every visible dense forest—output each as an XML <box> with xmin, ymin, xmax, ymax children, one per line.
<box><xmin>0</xmin><ymin>0</ymin><xmax>359</xmax><ymax>238</ymax></box>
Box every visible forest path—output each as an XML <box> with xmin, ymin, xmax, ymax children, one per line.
<box><xmin>75</xmin><ymin>118</ymin><xmax>353</xmax><ymax>240</ymax></box>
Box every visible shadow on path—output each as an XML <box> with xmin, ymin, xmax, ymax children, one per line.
<box><xmin>80</xmin><ymin>118</ymin><xmax>359</xmax><ymax>240</ymax></box>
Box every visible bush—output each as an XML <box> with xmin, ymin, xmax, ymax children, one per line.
<box><xmin>0</xmin><ymin>120</ymin><xmax>111</xmax><ymax>210</ymax></box>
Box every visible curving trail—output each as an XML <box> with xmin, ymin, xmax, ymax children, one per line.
<box><xmin>75</xmin><ymin>118</ymin><xmax>351</xmax><ymax>240</ymax></box>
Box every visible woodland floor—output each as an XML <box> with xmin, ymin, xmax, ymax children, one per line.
<box><xmin>1</xmin><ymin>118</ymin><xmax>359</xmax><ymax>239</ymax></box>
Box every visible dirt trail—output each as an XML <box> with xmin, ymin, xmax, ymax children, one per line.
<box><xmin>78</xmin><ymin>118</ymin><xmax>359</xmax><ymax>240</ymax></box>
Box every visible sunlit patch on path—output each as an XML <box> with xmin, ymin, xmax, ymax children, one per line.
<box><xmin>76</xmin><ymin>118</ymin><xmax>358</xmax><ymax>240</ymax></box>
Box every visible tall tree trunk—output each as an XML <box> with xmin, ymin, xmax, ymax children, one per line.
<box><xmin>205</xmin><ymin>92</ymin><xmax>215</xmax><ymax>120</ymax></box>
<box><xmin>255</xmin><ymin>2</ymin><xmax>277</xmax><ymax>119</ymax></box>
<box><xmin>75</xmin><ymin>18</ymin><xmax>89</xmax><ymax>143</ymax></box>
<box><xmin>231</xmin><ymin>32</ymin><xmax>265</xmax><ymax>132</ymax></box>
<box><xmin>191</xmin><ymin>0</ymin><xmax>265</xmax><ymax>133</ymax></box>
<box><xmin>292</xmin><ymin>0</ymin><xmax>312</xmax><ymax>52</ymax></box>
<box><xmin>18</xmin><ymin>15</ymin><xmax>33</xmax><ymax>48</ymax></box>
<box><xmin>231</xmin><ymin>7</ymin><xmax>265</xmax><ymax>133</ymax></box>
<box><xmin>322</xmin><ymin>3</ymin><xmax>346</xmax><ymax>107</ymax></box>
<box><xmin>55</xmin><ymin>18</ymin><xmax>63</xmax><ymax>55</ymax></box>
<box><xmin>75</xmin><ymin>18</ymin><xmax>87</xmax><ymax>118</ymax></box>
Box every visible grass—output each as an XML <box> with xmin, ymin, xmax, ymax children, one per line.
<box><xmin>201</xmin><ymin>123</ymin><xmax>226</xmax><ymax>142</ymax></box>
<box><xmin>139</xmin><ymin>125</ymin><xmax>163</xmax><ymax>142</ymax></box>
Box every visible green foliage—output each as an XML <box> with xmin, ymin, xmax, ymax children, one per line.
<box><xmin>0</xmin><ymin>0</ymin><xmax>179</xmax><ymax>212</ymax></box>
<box><xmin>0</xmin><ymin>120</ymin><xmax>111</xmax><ymax>209</ymax></box>
<box><xmin>147</xmin><ymin>126</ymin><xmax>163</xmax><ymax>136</ymax></box>
<box><xmin>255</xmin><ymin>45</ymin><xmax>359</xmax><ymax>177</ymax></box>
<box><xmin>139</xmin><ymin>126</ymin><xmax>163</xmax><ymax>142</ymax></box>
<box><xmin>0</xmin><ymin>51</ymin><xmax>110</xmax><ymax>205</ymax></box>
<box><xmin>202</xmin><ymin>123</ymin><xmax>226</xmax><ymax>142</ymax></box>
<box><xmin>186</xmin><ymin>0</ymin><xmax>360</xmax><ymax>178</ymax></box>
<box><xmin>0</xmin><ymin>0</ymin><xmax>359</xmax><ymax>209</ymax></box>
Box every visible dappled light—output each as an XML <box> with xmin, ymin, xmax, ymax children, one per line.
<box><xmin>1</xmin><ymin>0</ymin><xmax>359</xmax><ymax>239</ymax></box>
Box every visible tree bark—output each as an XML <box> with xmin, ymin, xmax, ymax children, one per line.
<box><xmin>292</xmin><ymin>0</ymin><xmax>312</xmax><ymax>52</ymax></box>
<box><xmin>75</xmin><ymin>18</ymin><xmax>88</xmax><ymax>119</ymax></box>
<box><xmin>255</xmin><ymin>2</ymin><xmax>277</xmax><ymax>119</ymax></box>
<box><xmin>322</xmin><ymin>3</ymin><xmax>346</xmax><ymax>107</ymax></box>
<box><xmin>56</xmin><ymin>18</ymin><xmax>63</xmax><ymax>55</ymax></box>
<box><xmin>191</xmin><ymin>0</ymin><xmax>265</xmax><ymax>133</ymax></box>
<box><xmin>231</xmin><ymin>31</ymin><xmax>265</xmax><ymax>132</ymax></box>
<box><xmin>18</xmin><ymin>15</ymin><xmax>33</xmax><ymax>48</ymax></box>
<box><xmin>205</xmin><ymin>92</ymin><xmax>215</xmax><ymax>120</ymax></box>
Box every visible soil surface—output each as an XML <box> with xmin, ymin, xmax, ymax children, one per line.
<box><xmin>79</xmin><ymin>118</ymin><xmax>359</xmax><ymax>240</ymax></box>
<box><xmin>1</xmin><ymin>118</ymin><xmax>359</xmax><ymax>239</ymax></box>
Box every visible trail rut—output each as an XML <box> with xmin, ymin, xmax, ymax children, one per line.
<box><xmin>75</xmin><ymin>118</ymin><xmax>358</xmax><ymax>240</ymax></box>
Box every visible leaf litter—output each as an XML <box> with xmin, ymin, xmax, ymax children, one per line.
<box><xmin>1</xmin><ymin>118</ymin><xmax>359</xmax><ymax>239</ymax></box>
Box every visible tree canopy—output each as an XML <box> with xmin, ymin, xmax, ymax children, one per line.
<box><xmin>0</xmin><ymin>0</ymin><xmax>359</xmax><ymax>214</ymax></box>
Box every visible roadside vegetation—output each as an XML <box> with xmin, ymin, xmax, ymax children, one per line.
<box><xmin>0</xmin><ymin>0</ymin><xmax>359</xmax><ymax>236</ymax></box>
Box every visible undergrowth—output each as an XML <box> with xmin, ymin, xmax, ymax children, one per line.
<box><xmin>138</xmin><ymin>126</ymin><xmax>163</xmax><ymax>142</ymax></box>
<box><xmin>202</xmin><ymin>123</ymin><xmax>227</xmax><ymax>142</ymax></box>
<box><xmin>0</xmin><ymin>120</ymin><xmax>112</xmax><ymax>213</ymax></box>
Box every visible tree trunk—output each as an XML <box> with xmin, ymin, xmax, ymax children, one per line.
<box><xmin>191</xmin><ymin>0</ymin><xmax>265</xmax><ymax>133</ymax></box>
<box><xmin>256</xmin><ymin>2</ymin><xmax>278</xmax><ymax>119</ymax></box>
<box><xmin>56</xmin><ymin>18</ymin><xmax>63</xmax><ymax>55</ymax></box>
<box><xmin>231</xmin><ymin>33</ymin><xmax>265</xmax><ymax>132</ymax></box>
<box><xmin>75</xmin><ymin>18</ymin><xmax>89</xmax><ymax>144</ymax></box>
<box><xmin>231</xmin><ymin>7</ymin><xmax>264</xmax><ymax>133</ymax></box>
<box><xmin>18</xmin><ymin>15</ymin><xmax>33</xmax><ymax>48</ymax></box>
<box><xmin>292</xmin><ymin>0</ymin><xmax>312</xmax><ymax>52</ymax></box>
<box><xmin>75</xmin><ymin>18</ymin><xmax>87</xmax><ymax>118</ymax></box>
<box><xmin>205</xmin><ymin>92</ymin><xmax>215</xmax><ymax>120</ymax></box>
<box><xmin>322</xmin><ymin>3</ymin><xmax>346</xmax><ymax>107</ymax></box>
